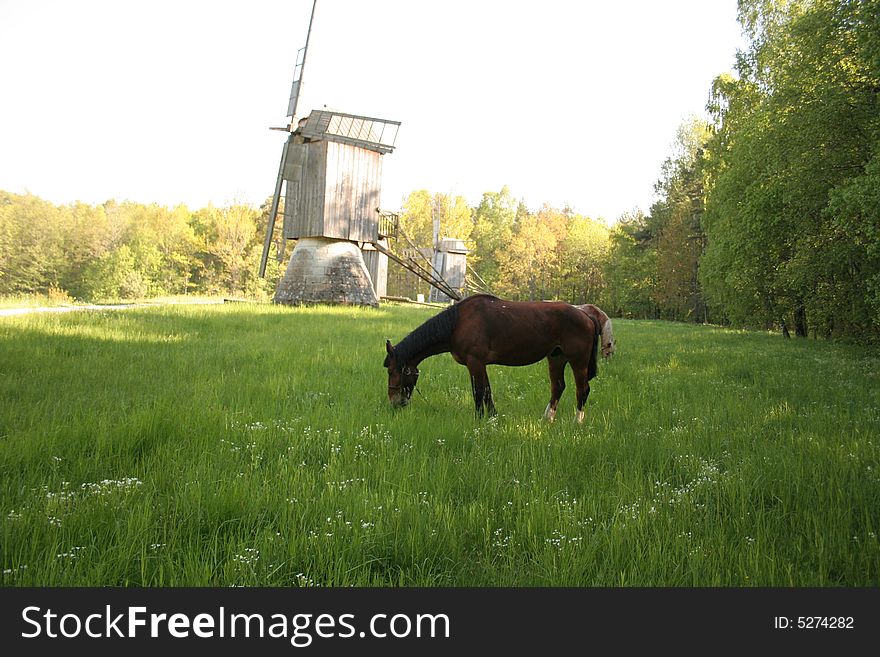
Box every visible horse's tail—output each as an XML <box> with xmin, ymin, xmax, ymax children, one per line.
<box><xmin>588</xmin><ymin>314</ymin><xmax>600</xmax><ymax>381</ymax></box>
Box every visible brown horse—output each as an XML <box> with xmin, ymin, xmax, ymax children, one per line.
<box><xmin>383</xmin><ymin>294</ymin><xmax>600</xmax><ymax>422</ymax></box>
<box><xmin>573</xmin><ymin>304</ymin><xmax>615</xmax><ymax>359</ymax></box>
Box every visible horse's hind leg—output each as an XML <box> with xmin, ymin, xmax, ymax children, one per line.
<box><xmin>544</xmin><ymin>355</ymin><xmax>567</xmax><ymax>422</ymax></box>
<box><xmin>571</xmin><ymin>362</ymin><xmax>591</xmax><ymax>424</ymax></box>
<box><xmin>467</xmin><ymin>361</ymin><xmax>496</xmax><ymax>418</ymax></box>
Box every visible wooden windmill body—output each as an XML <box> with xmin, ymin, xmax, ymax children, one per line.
<box><xmin>273</xmin><ymin>111</ymin><xmax>399</xmax><ymax>306</ymax></box>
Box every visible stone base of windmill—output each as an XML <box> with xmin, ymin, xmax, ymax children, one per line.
<box><xmin>274</xmin><ymin>237</ymin><xmax>379</xmax><ymax>307</ymax></box>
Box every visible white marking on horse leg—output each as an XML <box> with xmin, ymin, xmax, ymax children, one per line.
<box><xmin>544</xmin><ymin>403</ymin><xmax>557</xmax><ymax>422</ymax></box>
<box><xmin>576</xmin><ymin>409</ymin><xmax>585</xmax><ymax>424</ymax></box>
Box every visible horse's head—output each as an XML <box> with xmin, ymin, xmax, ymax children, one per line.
<box><xmin>384</xmin><ymin>340</ymin><xmax>419</xmax><ymax>408</ymax></box>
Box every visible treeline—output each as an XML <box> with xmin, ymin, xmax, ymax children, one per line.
<box><xmin>0</xmin><ymin>186</ymin><xmax>614</xmax><ymax>309</ymax></box>
<box><xmin>0</xmin><ymin>193</ymin><xmax>281</xmax><ymax>301</ymax></box>
<box><xmin>387</xmin><ymin>188</ymin><xmax>613</xmax><ymax>309</ymax></box>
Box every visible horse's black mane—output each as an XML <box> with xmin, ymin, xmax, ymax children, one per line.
<box><xmin>385</xmin><ymin>302</ymin><xmax>462</xmax><ymax>366</ymax></box>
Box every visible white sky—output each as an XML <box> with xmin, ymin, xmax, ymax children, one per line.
<box><xmin>0</xmin><ymin>0</ymin><xmax>745</xmax><ymax>223</ymax></box>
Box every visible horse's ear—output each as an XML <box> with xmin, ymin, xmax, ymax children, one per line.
<box><xmin>385</xmin><ymin>339</ymin><xmax>394</xmax><ymax>356</ymax></box>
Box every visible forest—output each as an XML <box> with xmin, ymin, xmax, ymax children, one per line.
<box><xmin>1</xmin><ymin>0</ymin><xmax>877</xmax><ymax>341</ymax></box>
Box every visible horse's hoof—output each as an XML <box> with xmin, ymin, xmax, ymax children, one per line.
<box><xmin>576</xmin><ymin>409</ymin><xmax>585</xmax><ymax>424</ymax></box>
<box><xmin>543</xmin><ymin>404</ymin><xmax>557</xmax><ymax>422</ymax></box>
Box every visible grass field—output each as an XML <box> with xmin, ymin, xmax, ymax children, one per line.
<box><xmin>1</xmin><ymin>301</ymin><xmax>878</xmax><ymax>586</ymax></box>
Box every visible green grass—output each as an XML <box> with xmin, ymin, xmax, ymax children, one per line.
<box><xmin>1</xmin><ymin>302</ymin><xmax>878</xmax><ymax>586</ymax></box>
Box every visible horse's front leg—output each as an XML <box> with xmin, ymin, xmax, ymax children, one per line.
<box><xmin>544</xmin><ymin>356</ymin><xmax>567</xmax><ymax>422</ymax></box>
<box><xmin>467</xmin><ymin>361</ymin><xmax>496</xmax><ymax>418</ymax></box>
<box><xmin>571</xmin><ymin>363</ymin><xmax>591</xmax><ymax>424</ymax></box>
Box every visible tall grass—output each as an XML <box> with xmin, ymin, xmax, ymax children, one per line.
<box><xmin>1</xmin><ymin>303</ymin><xmax>878</xmax><ymax>586</ymax></box>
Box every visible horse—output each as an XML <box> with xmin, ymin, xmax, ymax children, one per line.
<box><xmin>573</xmin><ymin>304</ymin><xmax>615</xmax><ymax>359</ymax></box>
<box><xmin>383</xmin><ymin>294</ymin><xmax>600</xmax><ymax>423</ymax></box>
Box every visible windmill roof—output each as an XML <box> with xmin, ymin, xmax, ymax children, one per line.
<box><xmin>298</xmin><ymin>110</ymin><xmax>400</xmax><ymax>154</ymax></box>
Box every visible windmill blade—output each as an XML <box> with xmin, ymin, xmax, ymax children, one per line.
<box><xmin>287</xmin><ymin>0</ymin><xmax>317</xmax><ymax>120</ymax></box>
<box><xmin>259</xmin><ymin>0</ymin><xmax>317</xmax><ymax>278</ymax></box>
<box><xmin>258</xmin><ymin>137</ymin><xmax>290</xmax><ymax>277</ymax></box>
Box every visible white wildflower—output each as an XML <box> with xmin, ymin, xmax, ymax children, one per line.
<box><xmin>232</xmin><ymin>548</ymin><xmax>260</xmax><ymax>567</ymax></box>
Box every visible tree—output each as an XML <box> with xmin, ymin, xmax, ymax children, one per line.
<box><xmin>496</xmin><ymin>207</ymin><xmax>560</xmax><ymax>300</ymax></box>
<box><xmin>397</xmin><ymin>190</ymin><xmax>434</xmax><ymax>248</ymax></box>
<box><xmin>701</xmin><ymin>0</ymin><xmax>880</xmax><ymax>338</ymax></box>
<box><xmin>605</xmin><ymin>210</ymin><xmax>657</xmax><ymax>319</ymax></box>
<box><xmin>0</xmin><ymin>192</ymin><xmax>65</xmax><ymax>295</ymax></box>
<box><xmin>150</xmin><ymin>204</ymin><xmax>199</xmax><ymax>295</ymax></box>
<box><xmin>650</xmin><ymin>117</ymin><xmax>711</xmax><ymax>322</ymax></box>
<box><xmin>55</xmin><ymin>201</ymin><xmax>110</xmax><ymax>298</ymax></box>
<box><xmin>558</xmin><ymin>214</ymin><xmax>611</xmax><ymax>306</ymax></box>
<box><xmin>436</xmin><ymin>193</ymin><xmax>474</xmax><ymax>248</ymax></box>
<box><xmin>81</xmin><ymin>244</ymin><xmax>148</xmax><ymax>301</ymax></box>
<box><xmin>471</xmin><ymin>186</ymin><xmax>519</xmax><ymax>289</ymax></box>
<box><xmin>197</xmin><ymin>203</ymin><xmax>261</xmax><ymax>295</ymax></box>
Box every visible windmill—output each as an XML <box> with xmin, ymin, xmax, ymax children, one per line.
<box><xmin>259</xmin><ymin>0</ymin><xmax>465</xmax><ymax>306</ymax></box>
<box><xmin>258</xmin><ymin>0</ymin><xmax>400</xmax><ymax>307</ymax></box>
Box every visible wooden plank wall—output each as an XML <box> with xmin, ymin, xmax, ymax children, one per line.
<box><xmin>282</xmin><ymin>140</ymin><xmax>306</xmax><ymax>239</ymax></box>
<box><xmin>324</xmin><ymin>141</ymin><xmax>382</xmax><ymax>242</ymax></box>
<box><xmin>284</xmin><ymin>139</ymin><xmax>382</xmax><ymax>241</ymax></box>
<box><xmin>284</xmin><ymin>140</ymin><xmax>327</xmax><ymax>239</ymax></box>
<box><xmin>304</xmin><ymin>140</ymin><xmax>328</xmax><ymax>238</ymax></box>
<box><xmin>445</xmin><ymin>252</ymin><xmax>467</xmax><ymax>291</ymax></box>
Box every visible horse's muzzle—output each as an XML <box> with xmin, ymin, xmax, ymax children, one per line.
<box><xmin>388</xmin><ymin>389</ymin><xmax>411</xmax><ymax>408</ymax></box>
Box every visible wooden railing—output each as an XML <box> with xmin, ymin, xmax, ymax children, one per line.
<box><xmin>378</xmin><ymin>210</ymin><xmax>399</xmax><ymax>239</ymax></box>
